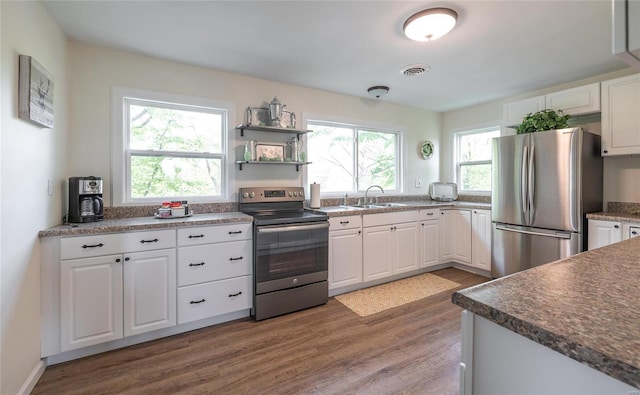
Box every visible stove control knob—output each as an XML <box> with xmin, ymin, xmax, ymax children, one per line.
<box><xmin>242</xmin><ymin>192</ymin><xmax>249</xmax><ymax>198</ymax></box>
<box><xmin>249</xmin><ymin>192</ymin><xmax>255</xmax><ymax>198</ymax></box>
<box><xmin>292</xmin><ymin>278</ymin><xmax>298</xmax><ymax>284</ymax></box>
<box><xmin>300</xmin><ymin>191</ymin><xmax>304</xmax><ymax>197</ymax></box>
<box><xmin>289</xmin><ymin>191</ymin><xmax>293</xmax><ymax>197</ymax></box>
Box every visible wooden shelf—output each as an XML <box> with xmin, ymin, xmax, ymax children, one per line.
<box><xmin>235</xmin><ymin>160</ymin><xmax>311</xmax><ymax>171</ymax></box>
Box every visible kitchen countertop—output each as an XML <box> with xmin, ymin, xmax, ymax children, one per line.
<box><xmin>38</xmin><ymin>212</ymin><xmax>253</xmax><ymax>237</ymax></box>
<box><xmin>587</xmin><ymin>211</ymin><xmax>640</xmax><ymax>223</ymax></box>
<box><xmin>452</xmin><ymin>237</ymin><xmax>640</xmax><ymax>389</ymax></box>
<box><xmin>315</xmin><ymin>200</ymin><xmax>492</xmax><ymax>216</ymax></box>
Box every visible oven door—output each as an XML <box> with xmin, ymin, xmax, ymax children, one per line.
<box><xmin>255</xmin><ymin>221</ymin><xmax>329</xmax><ymax>294</ymax></box>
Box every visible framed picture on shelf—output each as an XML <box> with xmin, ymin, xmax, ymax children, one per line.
<box><xmin>256</xmin><ymin>143</ymin><xmax>285</xmax><ymax>162</ymax></box>
<box><xmin>18</xmin><ymin>55</ymin><xmax>54</xmax><ymax>128</ymax></box>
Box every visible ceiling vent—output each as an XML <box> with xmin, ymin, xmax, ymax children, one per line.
<box><xmin>401</xmin><ymin>64</ymin><xmax>430</xmax><ymax>76</ymax></box>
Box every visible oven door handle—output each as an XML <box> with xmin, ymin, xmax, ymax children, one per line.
<box><xmin>257</xmin><ymin>222</ymin><xmax>329</xmax><ymax>233</ymax></box>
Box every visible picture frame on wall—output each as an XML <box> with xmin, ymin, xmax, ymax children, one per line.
<box><xmin>18</xmin><ymin>55</ymin><xmax>54</xmax><ymax>128</ymax></box>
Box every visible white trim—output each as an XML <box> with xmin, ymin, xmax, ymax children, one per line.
<box><xmin>17</xmin><ymin>360</ymin><xmax>46</xmax><ymax>395</ymax></box>
<box><xmin>111</xmin><ymin>86</ymin><xmax>235</xmax><ymax>205</ymax></box>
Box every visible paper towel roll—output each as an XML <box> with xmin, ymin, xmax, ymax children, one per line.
<box><xmin>310</xmin><ymin>183</ymin><xmax>321</xmax><ymax>209</ymax></box>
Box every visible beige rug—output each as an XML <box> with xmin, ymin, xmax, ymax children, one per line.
<box><xmin>335</xmin><ymin>273</ymin><xmax>461</xmax><ymax>317</ymax></box>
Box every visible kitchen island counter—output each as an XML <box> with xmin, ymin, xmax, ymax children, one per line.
<box><xmin>452</xmin><ymin>237</ymin><xmax>640</xmax><ymax>390</ymax></box>
<box><xmin>38</xmin><ymin>212</ymin><xmax>253</xmax><ymax>237</ymax></box>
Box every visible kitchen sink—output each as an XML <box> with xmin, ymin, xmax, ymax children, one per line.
<box><xmin>336</xmin><ymin>205</ymin><xmax>365</xmax><ymax>211</ymax></box>
<box><xmin>345</xmin><ymin>202</ymin><xmax>407</xmax><ymax>209</ymax></box>
<box><xmin>374</xmin><ymin>202</ymin><xmax>406</xmax><ymax>207</ymax></box>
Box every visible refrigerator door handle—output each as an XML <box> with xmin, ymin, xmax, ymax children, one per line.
<box><xmin>521</xmin><ymin>145</ymin><xmax>529</xmax><ymax>220</ymax></box>
<box><xmin>495</xmin><ymin>224</ymin><xmax>572</xmax><ymax>239</ymax></box>
<box><xmin>528</xmin><ymin>143</ymin><xmax>535</xmax><ymax>224</ymax></box>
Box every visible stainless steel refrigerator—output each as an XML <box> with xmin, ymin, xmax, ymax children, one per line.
<box><xmin>491</xmin><ymin>128</ymin><xmax>602</xmax><ymax>278</ymax></box>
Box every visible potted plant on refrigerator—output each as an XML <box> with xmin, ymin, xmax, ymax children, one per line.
<box><xmin>516</xmin><ymin>109</ymin><xmax>571</xmax><ymax>134</ymax></box>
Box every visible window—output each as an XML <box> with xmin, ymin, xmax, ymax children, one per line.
<box><xmin>306</xmin><ymin>120</ymin><xmax>401</xmax><ymax>193</ymax></box>
<box><xmin>454</xmin><ymin>126</ymin><xmax>501</xmax><ymax>192</ymax></box>
<box><xmin>112</xmin><ymin>87</ymin><xmax>233</xmax><ymax>205</ymax></box>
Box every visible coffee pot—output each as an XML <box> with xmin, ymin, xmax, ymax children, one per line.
<box><xmin>268</xmin><ymin>97</ymin><xmax>286</xmax><ymax>127</ymax></box>
<box><xmin>68</xmin><ymin>176</ymin><xmax>104</xmax><ymax>223</ymax></box>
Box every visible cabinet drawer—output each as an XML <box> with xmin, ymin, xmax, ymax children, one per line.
<box><xmin>120</xmin><ymin>229</ymin><xmax>176</xmax><ymax>252</ymax></box>
<box><xmin>61</xmin><ymin>233</ymin><xmax>124</xmax><ymax>260</ymax></box>
<box><xmin>363</xmin><ymin>210</ymin><xmax>418</xmax><ymax>227</ymax></box>
<box><xmin>329</xmin><ymin>215</ymin><xmax>362</xmax><ymax>230</ymax></box>
<box><xmin>177</xmin><ymin>276</ymin><xmax>252</xmax><ymax>324</ymax></box>
<box><xmin>419</xmin><ymin>209</ymin><xmax>439</xmax><ymax>221</ymax></box>
<box><xmin>177</xmin><ymin>223</ymin><xmax>252</xmax><ymax>246</ymax></box>
<box><xmin>177</xmin><ymin>241</ymin><xmax>252</xmax><ymax>286</ymax></box>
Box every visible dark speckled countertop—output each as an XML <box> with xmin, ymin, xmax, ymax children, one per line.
<box><xmin>452</xmin><ymin>237</ymin><xmax>640</xmax><ymax>389</ymax></box>
<box><xmin>38</xmin><ymin>212</ymin><xmax>253</xmax><ymax>237</ymax></box>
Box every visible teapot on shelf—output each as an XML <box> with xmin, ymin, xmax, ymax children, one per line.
<box><xmin>268</xmin><ymin>97</ymin><xmax>286</xmax><ymax>127</ymax></box>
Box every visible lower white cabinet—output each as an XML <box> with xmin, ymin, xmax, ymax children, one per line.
<box><xmin>471</xmin><ymin>209</ymin><xmax>492</xmax><ymax>271</ymax></box>
<box><xmin>328</xmin><ymin>215</ymin><xmax>363</xmax><ymax>289</ymax></box>
<box><xmin>588</xmin><ymin>219</ymin><xmax>623</xmax><ymax>249</ymax></box>
<box><xmin>440</xmin><ymin>209</ymin><xmax>472</xmax><ymax>264</ymax></box>
<box><xmin>420</xmin><ymin>209</ymin><xmax>440</xmax><ymax>268</ymax></box>
<box><xmin>363</xmin><ymin>211</ymin><xmax>419</xmax><ymax>281</ymax></box>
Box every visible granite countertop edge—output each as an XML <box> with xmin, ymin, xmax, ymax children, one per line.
<box><xmin>315</xmin><ymin>201</ymin><xmax>492</xmax><ymax>217</ymax></box>
<box><xmin>39</xmin><ymin>212</ymin><xmax>253</xmax><ymax>238</ymax></box>
<box><xmin>586</xmin><ymin>212</ymin><xmax>640</xmax><ymax>223</ymax></box>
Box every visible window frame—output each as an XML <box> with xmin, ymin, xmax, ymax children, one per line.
<box><xmin>453</xmin><ymin>125</ymin><xmax>502</xmax><ymax>195</ymax></box>
<box><xmin>111</xmin><ymin>86</ymin><xmax>235</xmax><ymax>206</ymax></box>
<box><xmin>305</xmin><ymin>116</ymin><xmax>404</xmax><ymax>196</ymax></box>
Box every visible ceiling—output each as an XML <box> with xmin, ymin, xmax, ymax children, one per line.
<box><xmin>42</xmin><ymin>0</ymin><xmax>629</xmax><ymax>112</ymax></box>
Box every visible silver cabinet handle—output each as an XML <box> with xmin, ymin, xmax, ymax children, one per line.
<box><xmin>258</xmin><ymin>222</ymin><xmax>329</xmax><ymax>233</ymax></box>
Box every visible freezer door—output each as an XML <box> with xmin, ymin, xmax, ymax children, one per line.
<box><xmin>528</xmin><ymin>128</ymin><xmax>581</xmax><ymax>232</ymax></box>
<box><xmin>491</xmin><ymin>223</ymin><xmax>581</xmax><ymax>278</ymax></box>
<box><xmin>491</xmin><ymin>134</ymin><xmax>529</xmax><ymax>226</ymax></box>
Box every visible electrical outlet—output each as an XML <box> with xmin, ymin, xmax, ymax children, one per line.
<box><xmin>415</xmin><ymin>179</ymin><xmax>422</xmax><ymax>188</ymax></box>
<box><xmin>48</xmin><ymin>179</ymin><xmax>54</xmax><ymax>196</ymax></box>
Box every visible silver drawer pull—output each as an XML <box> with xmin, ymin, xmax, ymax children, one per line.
<box><xmin>228</xmin><ymin>291</ymin><xmax>242</xmax><ymax>297</ymax></box>
<box><xmin>228</xmin><ymin>257</ymin><xmax>243</xmax><ymax>261</ymax></box>
<box><xmin>82</xmin><ymin>243</ymin><xmax>104</xmax><ymax>248</ymax></box>
<box><xmin>188</xmin><ymin>234</ymin><xmax>205</xmax><ymax>239</ymax></box>
<box><xmin>140</xmin><ymin>238</ymin><xmax>159</xmax><ymax>244</ymax></box>
<box><xmin>189</xmin><ymin>262</ymin><xmax>205</xmax><ymax>267</ymax></box>
<box><xmin>189</xmin><ymin>299</ymin><xmax>206</xmax><ymax>304</ymax></box>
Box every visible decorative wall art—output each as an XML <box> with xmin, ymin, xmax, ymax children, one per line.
<box><xmin>19</xmin><ymin>55</ymin><xmax>54</xmax><ymax>128</ymax></box>
<box><xmin>421</xmin><ymin>140</ymin><xmax>434</xmax><ymax>159</ymax></box>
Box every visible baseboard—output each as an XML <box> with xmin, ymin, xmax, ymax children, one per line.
<box><xmin>17</xmin><ymin>359</ymin><xmax>46</xmax><ymax>395</ymax></box>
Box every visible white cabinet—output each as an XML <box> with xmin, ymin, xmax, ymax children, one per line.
<box><xmin>176</xmin><ymin>223</ymin><xmax>252</xmax><ymax>325</ymax></box>
<box><xmin>622</xmin><ymin>223</ymin><xmax>640</xmax><ymax>240</ymax></box>
<box><xmin>420</xmin><ymin>209</ymin><xmax>439</xmax><ymax>268</ymax></box>
<box><xmin>628</xmin><ymin>226</ymin><xmax>640</xmax><ymax>239</ymax></box>
<box><xmin>60</xmin><ymin>254</ymin><xmax>123</xmax><ymax>352</ymax></box>
<box><xmin>601</xmin><ymin>73</ymin><xmax>640</xmax><ymax>156</ymax></box>
<box><xmin>588</xmin><ymin>219</ymin><xmax>623</xmax><ymax>249</ymax></box>
<box><xmin>328</xmin><ymin>215</ymin><xmax>363</xmax><ymax>290</ymax></box>
<box><xmin>59</xmin><ymin>229</ymin><xmax>176</xmax><ymax>352</ymax></box>
<box><xmin>440</xmin><ymin>209</ymin><xmax>472</xmax><ymax>264</ymax></box>
<box><xmin>503</xmin><ymin>83</ymin><xmax>601</xmax><ymax>128</ymax></box>
<box><xmin>471</xmin><ymin>209</ymin><xmax>492</xmax><ymax>271</ymax></box>
<box><xmin>362</xmin><ymin>211</ymin><xmax>419</xmax><ymax>281</ymax></box>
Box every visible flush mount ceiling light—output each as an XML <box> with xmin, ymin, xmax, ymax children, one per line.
<box><xmin>368</xmin><ymin>86</ymin><xmax>389</xmax><ymax>98</ymax></box>
<box><xmin>403</xmin><ymin>7</ymin><xmax>458</xmax><ymax>42</ymax></box>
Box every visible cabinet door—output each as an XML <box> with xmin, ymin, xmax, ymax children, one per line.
<box><xmin>363</xmin><ymin>225</ymin><xmax>393</xmax><ymax>281</ymax></box>
<box><xmin>503</xmin><ymin>95</ymin><xmax>545</xmax><ymax>127</ymax></box>
<box><xmin>123</xmin><ymin>249</ymin><xmax>176</xmax><ymax>337</ymax></box>
<box><xmin>394</xmin><ymin>222</ymin><xmax>420</xmax><ymax>273</ymax></box>
<box><xmin>453</xmin><ymin>210</ymin><xmax>472</xmax><ymax>264</ymax></box>
<box><xmin>329</xmin><ymin>228</ymin><xmax>363</xmax><ymax>289</ymax></box>
<box><xmin>420</xmin><ymin>220</ymin><xmax>439</xmax><ymax>268</ymax></box>
<box><xmin>472</xmin><ymin>210</ymin><xmax>492</xmax><ymax>271</ymax></box>
<box><xmin>439</xmin><ymin>211</ymin><xmax>455</xmax><ymax>261</ymax></box>
<box><xmin>60</xmin><ymin>254</ymin><xmax>123</xmax><ymax>352</ymax></box>
<box><xmin>601</xmin><ymin>74</ymin><xmax>640</xmax><ymax>156</ymax></box>
<box><xmin>545</xmin><ymin>83</ymin><xmax>600</xmax><ymax>116</ymax></box>
<box><xmin>587</xmin><ymin>220</ymin><xmax>623</xmax><ymax>249</ymax></box>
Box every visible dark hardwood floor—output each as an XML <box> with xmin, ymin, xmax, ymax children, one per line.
<box><xmin>33</xmin><ymin>268</ymin><xmax>488</xmax><ymax>395</ymax></box>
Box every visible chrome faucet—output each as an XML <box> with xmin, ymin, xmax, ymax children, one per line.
<box><xmin>364</xmin><ymin>185</ymin><xmax>384</xmax><ymax>204</ymax></box>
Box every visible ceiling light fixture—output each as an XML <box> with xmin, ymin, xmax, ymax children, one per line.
<box><xmin>403</xmin><ymin>7</ymin><xmax>458</xmax><ymax>42</ymax></box>
<box><xmin>368</xmin><ymin>86</ymin><xmax>389</xmax><ymax>99</ymax></box>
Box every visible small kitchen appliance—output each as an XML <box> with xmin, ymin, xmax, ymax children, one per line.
<box><xmin>239</xmin><ymin>186</ymin><xmax>329</xmax><ymax>321</ymax></box>
<box><xmin>68</xmin><ymin>176</ymin><xmax>104</xmax><ymax>223</ymax></box>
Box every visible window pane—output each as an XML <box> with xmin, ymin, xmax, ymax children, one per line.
<box><xmin>307</xmin><ymin>124</ymin><xmax>355</xmax><ymax>192</ymax></box>
<box><xmin>129</xmin><ymin>103</ymin><xmax>222</xmax><ymax>153</ymax></box>
<box><xmin>459</xmin><ymin>130</ymin><xmax>500</xmax><ymax>161</ymax></box>
<box><xmin>357</xmin><ymin>130</ymin><xmax>397</xmax><ymax>190</ymax></box>
<box><xmin>460</xmin><ymin>163</ymin><xmax>492</xmax><ymax>191</ymax></box>
<box><xmin>130</xmin><ymin>156</ymin><xmax>222</xmax><ymax>198</ymax></box>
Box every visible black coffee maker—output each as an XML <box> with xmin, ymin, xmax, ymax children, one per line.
<box><xmin>68</xmin><ymin>176</ymin><xmax>104</xmax><ymax>223</ymax></box>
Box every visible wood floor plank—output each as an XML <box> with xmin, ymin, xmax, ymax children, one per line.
<box><xmin>33</xmin><ymin>268</ymin><xmax>487</xmax><ymax>395</ymax></box>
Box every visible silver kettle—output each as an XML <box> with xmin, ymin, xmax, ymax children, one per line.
<box><xmin>268</xmin><ymin>97</ymin><xmax>286</xmax><ymax>126</ymax></box>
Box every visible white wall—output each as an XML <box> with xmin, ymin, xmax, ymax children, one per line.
<box><xmin>68</xmin><ymin>41</ymin><xmax>441</xmax><ymax>206</ymax></box>
<box><xmin>1</xmin><ymin>2</ymin><xmax>68</xmax><ymax>394</ymax></box>
<box><xmin>441</xmin><ymin>68</ymin><xmax>640</xmax><ymax>207</ymax></box>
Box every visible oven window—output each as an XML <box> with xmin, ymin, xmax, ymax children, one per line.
<box><xmin>256</xmin><ymin>226</ymin><xmax>328</xmax><ymax>283</ymax></box>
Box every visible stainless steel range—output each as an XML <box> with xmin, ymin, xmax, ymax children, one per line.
<box><xmin>239</xmin><ymin>186</ymin><xmax>329</xmax><ymax>321</ymax></box>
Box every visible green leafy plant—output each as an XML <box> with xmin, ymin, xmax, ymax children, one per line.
<box><xmin>516</xmin><ymin>109</ymin><xmax>571</xmax><ymax>134</ymax></box>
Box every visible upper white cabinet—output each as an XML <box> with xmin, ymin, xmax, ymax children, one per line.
<box><xmin>600</xmin><ymin>73</ymin><xmax>640</xmax><ymax>156</ymax></box>
<box><xmin>503</xmin><ymin>83</ymin><xmax>601</xmax><ymax>127</ymax></box>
